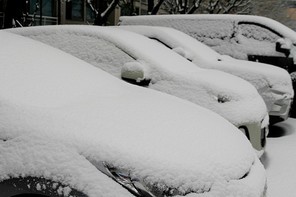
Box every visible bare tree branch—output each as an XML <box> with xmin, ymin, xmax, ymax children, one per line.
<box><xmin>207</xmin><ymin>0</ymin><xmax>220</xmax><ymax>13</ymax></box>
<box><xmin>151</xmin><ymin>0</ymin><xmax>165</xmax><ymax>14</ymax></box>
<box><xmin>177</xmin><ymin>0</ymin><xmax>183</xmax><ymax>13</ymax></box>
<box><xmin>101</xmin><ymin>0</ymin><xmax>120</xmax><ymax>18</ymax></box>
<box><xmin>160</xmin><ymin>0</ymin><xmax>250</xmax><ymax>15</ymax></box>
<box><xmin>222</xmin><ymin>0</ymin><xmax>248</xmax><ymax>14</ymax></box>
<box><xmin>89</xmin><ymin>0</ymin><xmax>120</xmax><ymax>25</ymax></box>
<box><xmin>187</xmin><ymin>0</ymin><xmax>202</xmax><ymax>14</ymax></box>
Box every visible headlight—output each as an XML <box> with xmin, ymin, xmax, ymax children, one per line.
<box><xmin>99</xmin><ymin>162</ymin><xmax>156</xmax><ymax>197</ymax></box>
<box><xmin>96</xmin><ymin>162</ymin><xmax>189</xmax><ymax>197</ymax></box>
<box><xmin>271</xmin><ymin>103</ymin><xmax>282</xmax><ymax>112</ymax></box>
<box><xmin>238</xmin><ymin>120</ymin><xmax>267</xmax><ymax>152</ymax></box>
<box><xmin>270</xmin><ymin>98</ymin><xmax>292</xmax><ymax>117</ymax></box>
<box><xmin>261</xmin><ymin>127</ymin><xmax>267</xmax><ymax>148</ymax></box>
<box><xmin>239</xmin><ymin>126</ymin><xmax>250</xmax><ymax>140</ymax></box>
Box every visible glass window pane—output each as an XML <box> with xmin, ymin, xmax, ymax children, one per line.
<box><xmin>66</xmin><ymin>0</ymin><xmax>83</xmax><ymax>21</ymax></box>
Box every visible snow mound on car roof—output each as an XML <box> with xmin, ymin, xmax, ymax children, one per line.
<box><xmin>8</xmin><ymin>25</ymin><xmax>267</xmax><ymax>127</ymax></box>
<box><xmin>119</xmin><ymin>14</ymin><xmax>296</xmax><ymax>61</ymax></box>
<box><xmin>0</xmin><ymin>31</ymin><xmax>266</xmax><ymax>196</ymax></box>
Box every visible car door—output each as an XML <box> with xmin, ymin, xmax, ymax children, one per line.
<box><xmin>237</xmin><ymin>21</ymin><xmax>295</xmax><ymax>73</ymax></box>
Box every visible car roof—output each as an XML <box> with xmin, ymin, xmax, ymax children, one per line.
<box><xmin>0</xmin><ymin>31</ymin><xmax>256</xmax><ymax>195</ymax></box>
<box><xmin>120</xmin><ymin>14</ymin><xmax>296</xmax><ymax>42</ymax></box>
<box><xmin>118</xmin><ymin>25</ymin><xmax>221</xmax><ymax>58</ymax></box>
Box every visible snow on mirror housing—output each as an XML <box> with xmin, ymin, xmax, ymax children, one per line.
<box><xmin>276</xmin><ymin>38</ymin><xmax>292</xmax><ymax>57</ymax></box>
<box><xmin>172</xmin><ymin>47</ymin><xmax>193</xmax><ymax>61</ymax></box>
<box><xmin>121</xmin><ymin>62</ymin><xmax>151</xmax><ymax>86</ymax></box>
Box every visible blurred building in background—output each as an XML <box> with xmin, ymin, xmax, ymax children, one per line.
<box><xmin>0</xmin><ymin>0</ymin><xmax>120</xmax><ymax>28</ymax></box>
<box><xmin>0</xmin><ymin>0</ymin><xmax>295</xmax><ymax>30</ymax></box>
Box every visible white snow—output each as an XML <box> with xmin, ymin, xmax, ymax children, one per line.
<box><xmin>36</xmin><ymin>183</ymin><xmax>41</xmax><ymax>191</ymax></box>
<box><xmin>119</xmin><ymin>14</ymin><xmax>296</xmax><ymax>63</ymax></box>
<box><xmin>262</xmin><ymin>118</ymin><xmax>296</xmax><ymax>197</ymax></box>
<box><xmin>0</xmin><ymin>133</ymin><xmax>134</xmax><ymax>197</ymax></box>
<box><xmin>7</xmin><ymin>25</ymin><xmax>268</xmax><ymax>129</ymax></box>
<box><xmin>0</xmin><ymin>31</ymin><xmax>266</xmax><ymax>196</ymax></box>
<box><xmin>121</xmin><ymin>62</ymin><xmax>149</xmax><ymax>81</ymax></box>
<box><xmin>117</xmin><ymin>25</ymin><xmax>294</xmax><ymax>113</ymax></box>
<box><xmin>276</xmin><ymin>38</ymin><xmax>293</xmax><ymax>50</ymax></box>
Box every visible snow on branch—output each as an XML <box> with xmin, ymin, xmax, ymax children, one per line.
<box><xmin>160</xmin><ymin>0</ymin><xmax>251</xmax><ymax>15</ymax></box>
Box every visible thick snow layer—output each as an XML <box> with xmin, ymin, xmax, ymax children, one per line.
<box><xmin>0</xmin><ymin>134</ymin><xmax>134</xmax><ymax>197</ymax></box>
<box><xmin>0</xmin><ymin>31</ymin><xmax>266</xmax><ymax>196</ymax></box>
<box><xmin>262</xmin><ymin>118</ymin><xmax>296</xmax><ymax>196</ymax></box>
<box><xmin>119</xmin><ymin>14</ymin><xmax>296</xmax><ymax>62</ymax></box>
<box><xmin>118</xmin><ymin>26</ymin><xmax>293</xmax><ymax>112</ymax></box>
<box><xmin>219</xmin><ymin>59</ymin><xmax>294</xmax><ymax>112</ymax></box>
<box><xmin>8</xmin><ymin>25</ymin><xmax>268</xmax><ymax>128</ymax></box>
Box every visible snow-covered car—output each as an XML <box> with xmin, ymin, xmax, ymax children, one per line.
<box><xmin>0</xmin><ymin>31</ymin><xmax>267</xmax><ymax>197</ymax></box>
<box><xmin>8</xmin><ymin>25</ymin><xmax>269</xmax><ymax>154</ymax></box>
<box><xmin>118</xmin><ymin>25</ymin><xmax>294</xmax><ymax>124</ymax></box>
<box><xmin>119</xmin><ymin>14</ymin><xmax>296</xmax><ymax>72</ymax></box>
<box><xmin>119</xmin><ymin>14</ymin><xmax>296</xmax><ymax>117</ymax></box>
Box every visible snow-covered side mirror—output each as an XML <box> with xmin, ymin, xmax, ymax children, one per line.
<box><xmin>172</xmin><ymin>47</ymin><xmax>193</xmax><ymax>61</ymax></box>
<box><xmin>121</xmin><ymin>62</ymin><xmax>151</xmax><ymax>86</ymax></box>
<box><xmin>276</xmin><ymin>38</ymin><xmax>292</xmax><ymax>57</ymax></box>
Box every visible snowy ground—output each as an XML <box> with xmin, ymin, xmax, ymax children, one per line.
<box><xmin>262</xmin><ymin>118</ymin><xmax>296</xmax><ymax>196</ymax></box>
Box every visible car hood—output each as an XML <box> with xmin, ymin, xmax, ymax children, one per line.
<box><xmin>7</xmin><ymin>25</ymin><xmax>267</xmax><ymax>126</ymax></box>
<box><xmin>0</xmin><ymin>31</ymin><xmax>264</xmax><ymax>196</ymax></box>
<box><xmin>196</xmin><ymin>56</ymin><xmax>294</xmax><ymax>111</ymax></box>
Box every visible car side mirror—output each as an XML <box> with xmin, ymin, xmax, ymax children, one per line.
<box><xmin>121</xmin><ymin>62</ymin><xmax>151</xmax><ymax>86</ymax></box>
<box><xmin>172</xmin><ymin>47</ymin><xmax>193</xmax><ymax>61</ymax></box>
<box><xmin>276</xmin><ymin>38</ymin><xmax>292</xmax><ymax>57</ymax></box>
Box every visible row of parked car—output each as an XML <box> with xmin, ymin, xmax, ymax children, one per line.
<box><xmin>0</xmin><ymin>14</ymin><xmax>294</xmax><ymax>197</ymax></box>
<box><xmin>120</xmin><ymin>14</ymin><xmax>296</xmax><ymax>119</ymax></box>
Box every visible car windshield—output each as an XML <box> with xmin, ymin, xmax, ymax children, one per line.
<box><xmin>27</xmin><ymin>33</ymin><xmax>137</xmax><ymax>78</ymax></box>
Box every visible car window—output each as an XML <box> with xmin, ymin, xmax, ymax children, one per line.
<box><xmin>180</xmin><ymin>20</ymin><xmax>236</xmax><ymax>47</ymax></box>
<box><xmin>238</xmin><ymin>22</ymin><xmax>281</xmax><ymax>43</ymax></box>
<box><xmin>27</xmin><ymin>33</ymin><xmax>136</xmax><ymax>78</ymax></box>
<box><xmin>149</xmin><ymin>37</ymin><xmax>193</xmax><ymax>61</ymax></box>
<box><xmin>150</xmin><ymin>37</ymin><xmax>172</xmax><ymax>49</ymax></box>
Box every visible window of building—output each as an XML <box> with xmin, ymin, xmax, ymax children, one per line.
<box><xmin>66</xmin><ymin>0</ymin><xmax>84</xmax><ymax>20</ymax></box>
